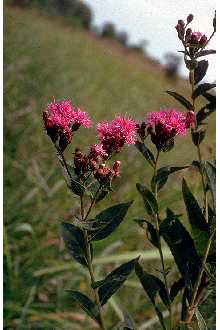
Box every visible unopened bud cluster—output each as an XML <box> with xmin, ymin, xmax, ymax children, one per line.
<box><xmin>175</xmin><ymin>13</ymin><xmax>215</xmax><ymax>59</ymax></box>
<box><xmin>73</xmin><ymin>145</ymin><xmax>121</xmax><ymax>184</ymax></box>
<box><xmin>175</xmin><ymin>15</ymin><xmax>207</xmax><ymax>50</ymax></box>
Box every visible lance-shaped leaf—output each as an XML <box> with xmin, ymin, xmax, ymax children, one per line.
<box><xmin>193</xmin><ymin>60</ymin><xmax>209</xmax><ymax>84</ymax></box>
<box><xmin>90</xmin><ymin>201</ymin><xmax>133</xmax><ymax>241</ymax></box>
<box><xmin>170</xmin><ymin>278</ymin><xmax>185</xmax><ymax>302</ymax></box>
<box><xmin>151</xmin><ymin>166</ymin><xmax>189</xmax><ymax>191</ymax></box>
<box><xmin>70</xmin><ymin>179</ymin><xmax>86</xmax><ymax>196</ymax></box>
<box><xmin>135</xmin><ymin>262</ymin><xmax>168</xmax><ymax>330</ymax></box>
<box><xmin>166</xmin><ymin>91</ymin><xmax>193</xmax><ymax>110</ymax></box>
<box><xmin>203</xmin><ymin>92</ymin><xmax>216</xmax><ymax>105</ymax></box>
<box><xmin>67</xmin><ymin>290</ymin><xmax>101</xmax><ymax>325</ymax></box>
<box><xmin>202</xmin><ymin>161</ymin><xmax>216</xmax><ymax>209</ymax></box>
<box><xmin>192</xmin><ymin>83</ymin><xmax>216</xmax><ymax>99</ymax></box>
<box><xmin>191</xmin><ymin>129</ymin><xmax>206</xmax><ymax>146</ymax></box>
<box><xmin>134</xmin><ymin>219</ymin><xmax>159</xmax><ymax>248</ymax></box>
<box><xmin>87</xmin><ymin>181</ymin><xmax>109</xmax><ymax>203</ymax></box>
<box><xmin>136</xmin><ymin>183</ymin><xmax>158</xmax><ymax>217</ymax></box>
<box><xmin>195</xmin><ymin>49</ymin><xmax>216</xmax><ymax>58</ymax></box>
<box><xmin>197</xmin><ymin>105</ymin><xmax>215</xmax><ymax>125</ymax></box>
<box><xmin>93</xmin><ymin>258</ymin><xmax>138</xmax><ymax>305</ymax></box>
<box><xmin>182</xmin><ymin>179</ymin><xmax>210</xmax><ymax>255</ymax></box>
<box><xmin>160</xmin><ymin>209</ymin><xmax>201</xmax><ymax>283</ymax></box>
<box><xmin>135</xmin><ymin>141</ymin><xmax>155</xmax><ymax>167</ymax></box>
<box><xmin>60</xmin><ymin>222</ymin><xmax>88</xmax><ymax>267</ymax></box>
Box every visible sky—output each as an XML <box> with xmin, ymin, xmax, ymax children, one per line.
<box><xmin>83</xmin><ymin>0</ymin><xmax>216</xmax><ymax>81</ymax></box>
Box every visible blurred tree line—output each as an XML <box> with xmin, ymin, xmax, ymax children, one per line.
<box><xmin>8</xmin><ymin>0</ymin><xmax>92</xmax><ymax>29</ymax></box>
<box><xmin>7</xmin><ymin>0</ymin><xmax>181</xmax><ymax>80</ymax></box>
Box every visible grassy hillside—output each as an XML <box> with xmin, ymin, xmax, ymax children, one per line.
<box><xmin>4</xmin><ymin>6</ymin><xmax>215</xmax><ymax>329</ymax></box>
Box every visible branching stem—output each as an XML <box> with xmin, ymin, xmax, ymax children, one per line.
<box><xmin>153</xmin><ymin>150</ymin><xmax>173</xmax><ymax>330</ymax></box>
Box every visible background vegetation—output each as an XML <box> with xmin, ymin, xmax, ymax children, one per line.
<box><xmin>4</xmin><ymin>5</ymin><xmax>215</xmax><ymax>329</ymax></box>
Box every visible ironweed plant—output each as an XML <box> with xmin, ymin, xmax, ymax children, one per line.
<box><xmin>42</xmin><ymin>12</ymin><xmax>216</xmax><ymax>330</ymax></box>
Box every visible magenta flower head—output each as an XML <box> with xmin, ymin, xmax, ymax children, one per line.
<box><xmin>146</xmin><ymin>108</ymin><xmax>194</xmax><ymax>151</ymax></box>
<box><xmin>89</xmin><ymin>144</ymin><xmax>108</xmax><ymax>161</ymax></box>
<box><xmin>43</xmin><ymin>99</ymin><xmax>92</xmax><ymax>151</ymax></box>
<box><xmin>97</xmin><ymin>116</ymin><xmax>137</xmax><ymax>154</ymax></box>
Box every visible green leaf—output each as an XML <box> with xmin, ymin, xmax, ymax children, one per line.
<box><xmin>135</xmin><ymin>141</ymin><xmax>155</xmax><ymax>167</ymax></box>
<box><xmin>202</xmin><ymin>161</ymin><xmax>216</xmax><ymax>209</ymax></box>
<box><xmin>170</xmin><ymin>278</ymin><xmax>185</xmax><ymax>302</ymax></box>
<box><xmin>95</xmin><ymin>258</ymin><xmax>138</xmax><ymax>305</ymax></box>
<box><xmin>191</xmin><ymin>129</ymin><xmax>206</xmax><ymax>146</ymax></box>
<box><xmin>192</xmin><ymin>83</ymin><xmax>216</xmax><ymax>99</ymax></box>
<box><xmin>193</xmin><ymin>60</ymin><xmax>209</xmax><ymax>84</ymax></box>
<box><xmin>182</xmin><ymin>179</ymin><xmax>210</xmax><ymax>255</ymax></box>
<box><xmin>70</xmin><ymin>179</ymin><xmax>85</xmax><ymax>196</ymax></box>
<box><xmin>87</xmin><ymin>181</ymin><xmax>109</xmax><ymax>203</ymax></box>
<box><xmin>160</xmin><ymin>209</ymin><xmax>201</xmax><ymax>283</ymax></box>
<box><xmin>202</xmin><ymin>92</ymin><xmax>216</xmax><ymax>105</ymax></box>
<box><xmin>195</xmin><ymin>309</ymin><xmax>208</xmax><ymax>330</ymax></box>
<box><xmin>60</xmin><ymin>222</ymin><xmax>87</xmax><ymax>267</ymax></box>
<box><xmin>166</xmin><ymin>91</ymin><xmax>193</xmax><ymax>110</ymax></box>
<box><xmin>95</xmin><ymin>189</ymin><xmax>109</xmax><ymax>203</ymax></box>
<box><xmin>136</xmin><ymin>183</ymin><xmax>158</xmax><ymax>217</ymax></box>
<box><xmin>135</xmin><ymin>262</ymin><xmax>167</xmax><ymax>330</ymax></box>
<box><xmin>67</xmin><ymin>290</ymin><xmax>101</xmax><ymax>325</ymax></box>
<box><xmin>152</xmin><ymin>166</ymin><xmax>189</xmax><ymax>191</ymax></box>
<box><xmin>196</xmin><ymin>105</ymin><xmax>215</xmax><ymax>125</ymax></box>
<box><xmin>134</xmin><ymin>219</ymin><xmax>159</xmax><ymax>248</ymax></box>
<box><xmin>90</xmin><ymin>201</ymin><xmax>133</xmax><ymax>241</ymax></box>
<box><xmin>196</xmin><ymin>49</ymin><xmax>216</xmax><ymax>58</ymax></box>
<box><xmin>60</xmin><ymin>161</ymin><xmax>81</xmax><ymax>193</ymax></box>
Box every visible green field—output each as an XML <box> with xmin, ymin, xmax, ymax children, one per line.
<box><xmin>4</xmin><ymin>6</ymin><xmax>215</xmax><ymax>329</ymax></box>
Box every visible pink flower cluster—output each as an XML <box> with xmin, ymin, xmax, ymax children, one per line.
<box><xmin>97</xmin><ymin>116</ymin><xmax>137</xmax><ymax>154</ymax></box>
<box><xmin>43</xmin><ymin>100</ymin><xmax>92</xmax><ymax>150</ymax></box>
<box><xmin>89</xmin><ymin>144</ymin><xmax>108</xmax><ymax>161</ymax></box>
<box><xmin>189</xmin><ymin>32</ymin><xmax>207</xmax><ymax>46</ymax></box>
<box><xmin>146</xmin><ymin>109</ymin><xmax>195</xmax><ymax>150</ymax></box>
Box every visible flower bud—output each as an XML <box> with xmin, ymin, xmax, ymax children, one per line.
<box><xmin>187</xmin><ymin>14</ymin><xmax>194</xmax><ymax>24</ymax></box>
<box><xmin>136</xmin><ymin>121</ymin><xmax>146</xmax><ymax>140</ymax></box>
<box><xmin>185</xmin><ymin>28</ymin><xmax>192</xmax><ymax>42</ymax></box>
<box><xmin>199</xmin><ymin>34</ymin><xmax>208</xmax><ymax>46</ymax></box>
<box><xmin>113</xmin><ymin>160</ymin><xmax>121</xmax><ymax>177</ymax></box>
<box><xmin>74</xmin><ymin>148</ymin><xmax>87</xmax><ymax>171</ymax></box>
<box><xmin>178</xmin><ymin>20</ymin><xmax>185</xmax><ymax>28</ymax></box>
<box><xmin>90</xmin><ymin>160</ymin><xmax>98</xmax><ymax>171</ymax></box>
<box><xmin>190</xmin><ymin>33</ymin><xmax>199</xmax><ymax>44</ymax></box>
<box><xmin>175</xmin><ymin>23</ymin><xmax>185</xmax><ymax>40</ymax></box>
<box><xmin>99</xmin><ymin>163</ymin><xmax>106</xmax><ymax>170</ymax></box>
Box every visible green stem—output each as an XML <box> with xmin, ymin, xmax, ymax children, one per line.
<box><xmin>57</xmin><ymin>149</ymin><xmax>72</xmax><ymax>179</ymax></box>
<box><xmin>56</xmin><ymin>148</ymin><xmax>106</xmax><ymax>328</ymax></box>
<box><xmin>80</xmin><ymin>194</ymin><xmax>106</xmax><ymax>330</ymax></box>
<box><xmin>184</xmin><ymin>230</ymin><xmax>215</xmax><ymax>324</ymax></box>
<box><xmin>153</xmin><ymin>150</ymin><xmax>173</xmax><ymax>330</ymax></box>
<box><xmin>190</xmin><ymin>69</ymin><xmax>208</xmax><ymax>222</ymax></box>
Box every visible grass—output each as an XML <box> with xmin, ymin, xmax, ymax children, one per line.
<box><xmin>4</xmin><ymin>5</ymin><xmax>215</xmax><ymax>329</ymax></box>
